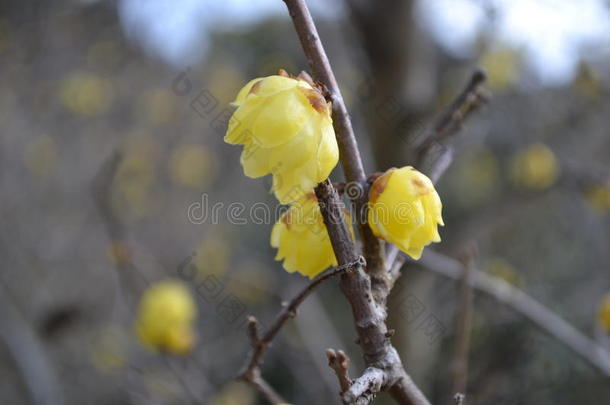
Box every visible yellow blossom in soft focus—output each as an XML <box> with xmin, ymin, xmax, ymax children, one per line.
<box><xmin>598</xmin><ymin>294</ymin><xmax>610</xmax><ymax>334</ymax></box>
<box><xmin>585</xmin><ymin>182</ymin><xmax>610</xmax><ymax>214</ymax></box>
<box><xmin>91</xmin><ymin>326</ymin><xmax>127</xmax><ymax>372</ymax></box>
<box><xmin>454</xmin><ymin>147</ymin><xmax>500</xmax><ymax>206</ymax></box>
<box><xmin>115</xmin><ymin>153</ymin><xmax>156</xmax><ymax>216</ymax></box>
<box><xmin>194</xmin><ymin>236</ymin><xmax>229</xmax><ymax>277</ymax></box>
<box><xmin>479</xmin><ymin>47</ymin><xmax>521</xmax><ymax>90</ymax></box>
<box><xmin>139</xmin><ymin>88</ymin><xmax>177</xmax><ymax>126</ymax></box>
<box><xmin>368</xmin><ymin>166</ymin><xmax>444</xmax><ymax>260</ymax></box>
<box><xmin>225</xmin><ymin>74</ymin><xmax>339</xmax><ymax>204</ymax></box>
<box><xmin>24</xmin><ymin>135</ymin><xmax>58</xmax><ymax>177</ymax></box>
<box><xmin>572</xmin><ymin>62</ymin><xmax>602</xmax><ymax>99</ymax></box>
<box><xmin>485</xmin><ymin>258</ymin><xmax>522</xmax><ymax>287</ymax></box>
<box><xmin>210</xmin><ymin>382</ymin><xmax>256</xmax><ymax>405</ymax></box>
<box><xmin>60</xmin><ymin>71</ymin><xmax>113</xmax><ymax>116</ymax></box>
<box><xmin>271</xmin><ymin>193</ymin><xmax>351</xmax><ymax>278</ymax></box>
<box><xmin>510</xmin><ymin>143</ymin><xmax>559</xmax><ymax>190</ymax></box>
<box><xmin>169</xmin><ymin>145</ymin><xmax>216</xmax><ymax>189</ymax></box>
<box><xmin>135</xmin><ymin>280</ymin><xmax>197</xmax><ymax>355</ymax></box>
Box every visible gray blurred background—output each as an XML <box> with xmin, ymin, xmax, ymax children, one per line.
<box><xmin>1</xmin><ymin>0</ymin><xmax>609</xmax><ymax>404</ymax></box>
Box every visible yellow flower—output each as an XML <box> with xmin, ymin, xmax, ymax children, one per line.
<box><xmin>135</xmin><ymin>280</ymin><xmax>197</xmax><ymax>355</ymax></box>
<box><xmin>169</xmin><ymin>144</ymin><xmax>216</xmax><ymax>189</ymax></box>
<box><xmin>271</xmin><ymin>193</ymin><xmax>351</xmax><ymax>278</ymax></box>
<box><xmin>598</xmin><ymin>294</ymin><xmax>610</xmax><ymax>333</ymax></box>
<box><xmin>368</xmin><ymin>166</ymin><xmax>444</xmax><ymax>260</ymax></box>
<box><xmin>509</xmin><ymin>143</ymin><xmax>559</xmax><ymax>190</ymax></box>
<box><xmin>585</xmin><ymin>182</ymin><xmax>610</xmax><ymax>214</ymax></box>
<box><xmin>59</xmin><ymin>71</ymin><xmax>113</xmax><ymax>116</ymax></box>
<box><xmin>225</xmin><ymin>73</ymin><xmax>339</xmax><ymax>204</ymax></box>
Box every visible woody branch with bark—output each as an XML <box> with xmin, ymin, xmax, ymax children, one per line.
<box><xmin>230</xmin><ymin>0</ymin><xmax>490</xmax><ymax>403</ymax></box>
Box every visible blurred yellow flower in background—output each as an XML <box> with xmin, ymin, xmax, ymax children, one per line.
<box><xmin>585</xmin><ymin>182</ymin><xmax>610</xmax><ymax>214</ymax></box>
<box><xmin>90</xmin><ymin>326</ymin><xmax>127</xmax><ymax>372</ymax></box>
<box><xmin>210</xmin><ymin>382</ymin><xmax>255</xmax><ymax>405</ymax></box>
<box><xmin>571</xmin><ymin>62</ymin><xmax>602</xmax><ymax>99</ymax></box>
<box><xmin>509</xmin><ymin>143</ymin><xmax>559</xmax><ymax>190</ymax></box>
<box><xmin>194</xmin><ymin>235</ymin><xmax>229</xmax><ymax>278</ymax></box>
<box><xmin>135</xmin><ymin>280</ymin><xmax>197</xmax><ymax>355</ymax></box>
<box><xmin>271</xmin><ymin>193</ymin><xmax>351</xmax><ymax>278</ymax></box>
<box><xmin>24</xmin><ymin>135</ymin><xmax>58</xmax><ymax>177</ymax></box>
<box><xmin>484</xmin><ymin>258</ymin><xmax>522</xmax><ymax>287</ymax></box>
<box><xmin>454</xmin><ymin>147</ymin><xmax>500</xmax><ymax>206</ymax></box>
<box><xmin>479</xmin><ymin>46</ymin><xmax>522</xmax><ymax>90</ymax></box>
<box><xmin>115</xmin><ymin>153</ymin><xmax>156</xmax><ymax>216</ymax></box>
<box><xmin>368</xmin><ymin>166</ymin><xmax>443</xmax><ymax>260</ymax></box>
<box><xmin>225</xmin><ymin>73</ymin><xmax>338</xmax><ymax>204</ymax></box>
<box><xmin>598</xmin><ymin>294</ymin><xmax>610</xmax><ymax>334</ymax></box>
<box><xmin>169</xmin><ymin>144</ymin><xmax>216</xmax><ymax>189</ymax></box>
<box><xmin>59</xmin><ymin>71</ymin><xmax>113</xmax><ymax>116</ymax></box>
<box><xmin>139</xmin><ymin>88</ymin><xmax>177</xmax><ymax>126</ymax></box>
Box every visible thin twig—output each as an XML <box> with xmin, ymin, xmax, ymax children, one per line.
<box><xmin>416</xmin><ymin>69</ymin><xmax>490</xmax><ymax>163</ymax></box>
<box><xmin>282</xmin><ymin>0</ymin><xmax>387</xmax><ymax>301</ymax></box>
<box><xmin>91</xmin><ymin>151</ymin><xmax>147</xmax><ymax>297</ymax></box>
<box><xmin>327</xmin><ymin>349</ymin><xmax>353</xmax><ymax>394</ymax></box>
<box><xmin>451</xmin><ymin>246</ymin><xmax>476</xmax><ymax>397</ymax></box>
<box><xmin>415</xmin><ymin>69</ymin><xmax>490</xmax><ymax>174</ymax></box>
<box><xmin>238</xmin><ymin>257</ymin><xmax>364</xmax><ymax>403</ymax></box>
<box><xmin>409</xmin><ymin>250</ymin><xmax>610</xmax><ymax>377</ymax></box>
<box><xmin>0</xmin><ymin>281</ymin><xmax>64</xmax><ymax>405</ymax></box>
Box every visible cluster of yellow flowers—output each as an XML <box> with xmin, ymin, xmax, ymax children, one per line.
<box><xmin>135</xmin><ymin>280</ymin><xmax>197</xmax><ymax>355</ymax></box>
<box><xmin>225</xmin><ymin>72</ymin><xmax>444</xmax><ymax>278</ymax></box>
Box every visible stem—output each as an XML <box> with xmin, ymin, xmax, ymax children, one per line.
<box><xmin>239</xmin><ymin>258</ymin><xmax>363</xmax><ymax>402</ymax></box>
<box><xmin>414</xmin><ymin>250</ymin><xmax>610</xmax><ymax>378</ymax></box>
<box><xmin>282</xmin><ymin>0</ymin><xmax>387</xmax><ymax>299</ymax></box>
<box><xmin>283</xmin><ymin>1</ymin><xmax>428</xmax><ymax>403</ymax></box>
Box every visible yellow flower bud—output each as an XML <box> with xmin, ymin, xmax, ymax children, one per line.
<box><xmin>135</xmin><ymin>280</ymin><xmax>197</xmax><ymax>355</ymax></box>
<box><xmin>225</xmin><ymin>74</ymin><xmax>339</xmax><ymax>203</ymax></box>
<box><xmin>585</xmin><ymin>182</ymin><xmax>610</xmax><ymax>214</ymax></box>
<box><xmin>598</xmin><ymin>294</ymin><xmax>610</xmax><ymax>334</ymax></box>
<box><xmin>368</xmin><ymin>166</ymin><xmax>444</xmax><ymax>260</ymax></box>
<box><xmin>509</xmin><ymin>143</ymin><xmax>559</xmax><ymax>190</ymax></box>
<box><xmin>271</xmin><ymin>193</ymin><xmax>352</xmax><ymax>278</ymax></box>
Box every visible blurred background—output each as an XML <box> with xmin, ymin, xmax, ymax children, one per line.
<box><xmin>1</xmin><ymin>0</ymin><xmax>609</xmax><ymax>404</ymax></box>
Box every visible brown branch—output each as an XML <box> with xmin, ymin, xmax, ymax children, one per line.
<box><xmin>410</xmin><ymin>250</ymin><xmax>610</xmax><ymax>377</ymax></box>
<box><xmin>0</xmin><ymin>281</ymin><xmax>64</xmax><ymax>405</ymax></box>
<box><xmin>415</xmin><ymin>69</ymin><xmax>490</xmax><ymax>171</ymax></box>
<box><xmin>283</xmin><ymin>1</ymin><xmax>429</xmax><ymax>403</ymax></box>
<box><xmin>343</xmin><ymin>367</ymin><xmax>386</xmax><ymax>405</ymax></box>
<box><xmin>282</xmin><ymin>0</ymin><xmax>387</xmax><ymax>301</ymax></box>
<box><xmin>238</xmin><ymin>257</ymin><xmax>364</xmax><ymax>403</ymax></box>
<box><xmin>327</xmin><ymin>349</ymin><xmax>353</xmax><ymax>394</ymax></box>
<box><xmin>451</xmin><ymin>247</ymin><xmax>476</xmax><ymax>397</ymax></box>
<box><xmin>91</xmin><ymin>151</ymin><xmax>147</xmax><ymax>297</ymax></box>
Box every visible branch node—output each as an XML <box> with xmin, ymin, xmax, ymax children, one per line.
<box><xmin>326</xmin><ymin>348</ymin><xmax>353</xmax><ymax>394</ymax></box>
